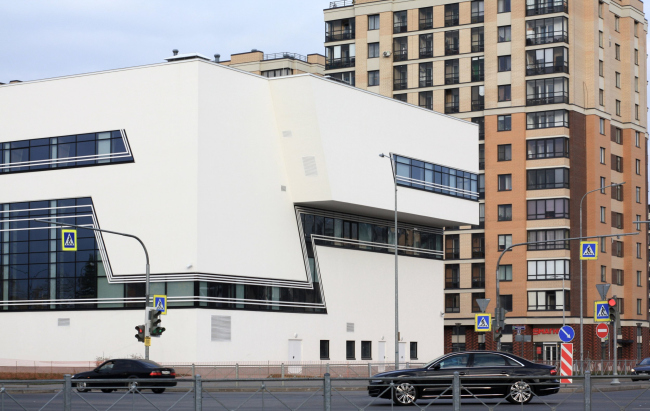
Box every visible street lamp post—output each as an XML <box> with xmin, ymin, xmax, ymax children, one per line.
<box><xmin>36</xmin><ymin>219</ymin><xmax>151</xmax><ymax>359</ymax></box>
<box><xmin>579</xmin><ymin>182</ymin><xmax>624</xmax><ymax>368</ymax></box>
<box><xmin>379</xmin><ymin>153</ymin><xmax>400</xmax><ymax>370</ymax></box>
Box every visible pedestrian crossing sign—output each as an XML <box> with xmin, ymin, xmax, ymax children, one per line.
<box><xmin>594</xmin><ymin>301</ymin><xmax>610</xmax><ymax>322</ymax></box>
<box><xmin>475</xmin><ymin>314</ymin><xmax>492</xmax><ymax>332</ymax></box>
<box><xmin>580</xmin><ymin>242</ymin><xmax>598</xmax><ymax>260</ymax></box>
<box><xmin>154</xmin><ymin>295</ymin><xmax>167</xmax><ymax>315</ymax></box>
<box><xmin>61</xmin><ymin>229</ymin><xmax>77</xmax><ymax>251</ymax></box>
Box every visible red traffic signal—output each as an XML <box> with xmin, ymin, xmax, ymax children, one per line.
<box><xmin>135</xmin><ymin>324</ymin><xmax>145</xmax><ymax>342</ymax></box>
<box><xmin>608</xmin><ymin>298</ymin><xmax>616</xmax><ymax>307</ymax></box>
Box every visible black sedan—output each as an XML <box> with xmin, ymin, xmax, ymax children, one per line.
<box><xmin>631</xmin><ymin>357</ymin><xmax>650</xmax><ymax>381</ymax></box>
<box><xmin>73</xmin><ymin>359</ymin><xmax>177</xmax><ymax>393</ymax></box>
<box><xmin>368</xmin><ymin>351</ymin><xmax>559</xmax><ymax>405</ymax></box>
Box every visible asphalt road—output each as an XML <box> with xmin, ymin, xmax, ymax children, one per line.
<box><xmin>3</xmin><ymin>388</ymin><xmax>650</xmax><ymax>410</ymax></box>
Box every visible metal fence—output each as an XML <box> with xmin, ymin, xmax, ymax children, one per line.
<box><xmin>1</xmin><ymin>372</ymin><xmax>649</xmax><ymax>410</ymax></box>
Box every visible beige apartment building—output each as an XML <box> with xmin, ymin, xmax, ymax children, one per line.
<box><xmin>324</xmin><ymin>0</ymin><xmax>648</xmax><ymax>362</ymax></box>
<box><xmin>219</xmin><ymin>50</ymin><xmax>325</xmax><ymax>77</ymax></box>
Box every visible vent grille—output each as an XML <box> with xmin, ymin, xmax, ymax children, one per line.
<box><xmin>58</xmin><ymin>318</ymin><xmax>70</xmax><ymax>327</ymax></box>
<box><xmin>282</xmin><ymin>130</ymin><xmax>292</xmax><ymax>138</ymax></box>
<box><xmin>302</xmin><ymin>156</ymin><xmax>318</xmax><ymax>177</ymax></box>
<box><xmin>211</xmin><ymin>315</ymin><xmax>231</xmax><ymax>341</ymax></box>
<box><xmin>281</xmin><ymin>185</ymin><xmax>287</xmax><ymax>192</ymax></box>
<box><xmin>346</xmin><ymin>323</ymin><xmax>354</xmax><ymax>332</ymax></box>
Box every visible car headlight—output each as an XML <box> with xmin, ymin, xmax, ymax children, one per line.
<box><xmin>631</xmin><ymin>368</ymin><xmax>636</xmax><ymax>373</ymax></box>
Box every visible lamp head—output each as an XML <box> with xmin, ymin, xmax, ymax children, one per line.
<box><xmin>379</xmin><ymin>153</ymin><xmax>386</xmax><ymax>158</ymax></box>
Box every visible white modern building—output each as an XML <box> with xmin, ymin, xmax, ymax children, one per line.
<box><xmin>0</xmin><ymin>55</ymin><xmax>478</xmax><ymax>363</ymax></box>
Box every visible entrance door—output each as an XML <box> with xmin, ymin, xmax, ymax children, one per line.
<box><xmin>288</xmin><ymin>340</ymin><xmax>302</xmax><ymax>374</ymax></box>
<box><xmin>399</xmin><ymin>342</ymin><xmax>407</xmax><ymax>366</ymax></box>
<box><xmin>378</xmin><ymin>341</ymin><xmax>386</xmax><ymax>371</ymax></box>
<box><xmin>543</xmin><ymin>343</ymin><xmax>558</xmax><ymax>363</ymax></box>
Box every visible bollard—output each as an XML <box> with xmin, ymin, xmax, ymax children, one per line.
<box><xmin>368</xmin><ymin>363</ymin><xmax>372</xmax><ymax>378</ymax></box>
<box><xmin>323</xmin><ymin>373</ymin><xmax>331</xmax><ymax>411</ymax></box>
<box><xmin>63</xmin><ymin>374</ymin><xmax>72</xmax><ymax>411</ymax></box>
<box><xmin>194</xmin><ymin>374</ymin><xmax>202</xmax><ymax>411</ymax></box>
<box><xmin>192</xmin><ymin>363</ymin><xmax>195</xmax><ymax>378</ymax></box>
<box><xmin>326</xmin><ymin>363</ymin><xmax>330</xmax><ymax>375</ymax></box>
<box><xmin>452</xmin><ymin>371</ymin><xmax>460</xmax><ymax>411</ymax></box>
<box><xmin>584</xmin><ymin>371</ymin><xmax>591</xmax><ymax>411</ymax></box>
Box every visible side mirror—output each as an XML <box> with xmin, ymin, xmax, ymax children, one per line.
<box><xmin>433</xmin><ymin>364</ymin><xmax>441</xmax><ymax>370</ymax></box>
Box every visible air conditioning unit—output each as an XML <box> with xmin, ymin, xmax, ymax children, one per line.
<box><xmin>382</xmin><ymin>51</ymin><xmax>392</xmax><ymax>57</ymax></box>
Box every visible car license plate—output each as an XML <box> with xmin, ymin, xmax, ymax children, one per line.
<box><xmin>162</xmin><ymin>371</ymin><xmax>170</xmax><ymax>375</ymax></box>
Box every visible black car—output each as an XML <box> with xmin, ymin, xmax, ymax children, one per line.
<box><xmin>631</xmin><ymin>357</ymin><xmax>650</xmax><ymax>381</ymax></box>
<box><xmin>368</xmin><ymin>351</ymin><xmax>559</xmax><ymax>405</ymax></box>
<box><xmin>73</xmin><ymin>359</ymin><xmax>177</xmax><ymax>394</ymax></box>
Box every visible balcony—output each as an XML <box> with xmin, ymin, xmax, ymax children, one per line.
<box><xmin>471</xmin><ymin>13</ymin><xmax>484</xmax><ymax>23</ymax></box>
<box><xmin>325</xmin><ymin>57</ymin><xmax>355</xmax><ymax>70</ymax></box>
<box><xmin>445</xmin><ymin>248</ymin><xmax>460</xmax><ymax>259</ymax></box>
<box><xmin>472</xmin><ymin>277</ymin><xmax>485</xmax><ymax>288</ymax></box>
<box><xmin>471</xmin><ymin>70</ymin><xmax>484</xmax><ymax>82</ymax></box>
<box><xmin>445</xmin><ymin>16</ymin><xmax>459</xmax><ymax>27</ymax></box>
<box><xmin>420</xmin><ymin>47</ymin><xmax>433</xmax><ymax>59</ymax></box>
<box><xmin>419</xmin><ymin>18</ymin><xmax>433</xmax><ymax>30</ymax></box>
<box><xmin>526</xmin><ymin>31</ymin><xmax>568</xmax><ymax>46</ymax></box>
<box><xmin>445</xmin><ymin>74</ymin><xmax>459</xmax><ymax>85</ymax></box>
<box><xmin>394</xmin><ymin>23</ymin><xmax>407</xmax><ymax>34</ymax></box>
<box><xmin>472</xmin><ymin>247</ymin><xmax>485</xmax><ymax>259</ymax></box>
<box><xmin>526</xmin><ymin>61</ymin><xmax>568</xmax><ymax>76</ymax></box>
<box><xmin>445</xmin><ymin>103</ymin><xmax>460</xmax><ymax>114</ymax></box>
<box><xmin>328</xmin><ymin>0</ymin><xmax>354</xmax><ymax>8</ymax></box>
<box><xmin>526</xmin><ymin>92</ymin><xmax>569</xmax><ymax>106</ymax></box>
<box><xmin>445</xmin><ymin>279</ymin><xmax>460</xmax><ymax>289</ymax></box>
<box><xmin>472</xmin><ymin>100</ymin><xmax>485</xmax><ymax>111</ymax></box>
<box><xmin>325</xmin><ymin>30</ymin><xmax>355</xmax><ymax>42</ymax></box>
<box><xmin>419</xmin><ymin>78</ymin><xmax>433</xmax><ymax>88</ymax></box>
<box><xmin>445</xmin><ymin>45</ymin><xmax>459</xmax><ymax>56</ymax></box>
<box><xmin>526</xmin><ymin>1</ymin><xmax>568</xmax><ymax>16</ymax></box>
<box><xmin>472</xmin><ymin>43</ymin><xmax>484</xmax><ymax>53</ymax></box>
<box><xmin>393</xmin><ymin>79</ymin><xmax>408</xmax><ymax>91</ymax></box>
<box><xmin>393</xmin><ymin>50</ymin><xmax>408</xmax><ymax>62</ymax></box>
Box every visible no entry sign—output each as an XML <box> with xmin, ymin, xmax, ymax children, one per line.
<box><xmin>596</xmin><ymin>323</ymin><xmax>609</xmax><ymax>339</ymax></box>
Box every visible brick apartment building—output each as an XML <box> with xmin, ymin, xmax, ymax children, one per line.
<box><xmin>323</xmin><ymin>0</ymin><xmax>648</xmax><ymax>363</ymax></box>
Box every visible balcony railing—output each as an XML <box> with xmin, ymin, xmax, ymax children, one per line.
<box><xmin>472</xmin><ymin>43</ymin><xmax>484</xmax><ymax>53</ymax></box>
<box><xmin>445</xmin><ymin>249</ymin><xmax>460</xmax><ymax>259</ymax></box>
<box><xmin>325</xmin><ymin>30</ymin><xmax>355</xmax><ymax>42</ymax></box>
<box><xmin>471</xmin><ymin>13</ymin><xmax>484</xmax><ymax>23</ymax></box>
<box><xmin>471</xmin><ymin>70</ymin><xmax>484</xmax><ymax>82</ymax></box>
<box><xmin>445</xmin><ymin>45</ymin><xmax>459</xmax><ymax>56</ymax></box>
<box><xmin>445</xmin><ymin>103</ymin><xmax>460</xmax><ymax>114</ymax></box>
<box><xmin>445</xmin><ymin>16</ymin><xmax>459</xmax><ymax>27</ymax></box>
<box><xmin>526</xmin><ymin>92</ymin><xmax>569</xmax><ymax>106</ymax></box>
<box><xmin>328</xmin><ymin>0</ymin><xmax>354</xmax><ymax>9</ymax></box>
<box><xmin>526</xmin><ymin>1</ymin><xmax>568</xmax><ymax>16</ymax></box>
<box><xmin>526</xmin><ymin>61</ymin><xmax>568</xmax><ymax>76</ymax></box>
<box><xmin>445</xmin><ymin>74</ymin><xmax>459</xmax><ymax>85</ymax></box>
<box><xmin>394</xmin><ymin>23</ymin><xmax>408</xmax><ymax>34</ymax></box>
<box><xmin>393</xmin><ymin>79</ymin><xmax>408</xmax><ymax>91</ymax></box>
<box><xmin>325</xmin><ymin>56</ymin><xmax>355</xmax><ymax>70</ymax></box>
<box><xmin>420</xmin><ymin>18</ymin><xmax>433</xmax><ymax>30</ymax></box>
<box><xmin>419</xmin><ymin>78</ymin><xmax>433</xmax><ymax>88</ymax></box>
<box><xmin>527</xmin><ymin>240</ymin><xmax>570</xmax><ymax>251</ymax></box>
<box><xmin>420</xmin><ymin>47</ymin><xmax>433</xmax><ymax>58</ymax></box>
<box><xmin>472</xmin><ymin>100</ymin><xmax>485</xmax><ymax>111</ymax></box>
<box><xmin>472</xmin><ymin>277</ymin><xmax>485</xmax><ymax>288</ymax></box>
<box><xmin>393</xmin><ymin>50</ymin><xmax>408</xmax><ymax>62</ymax></box>
<box><xmin>526</xmin><ymin>32</ymin><xmax>568</xmax><ymax>46</ymax></box>
<box><xmin>264</xmin><ymin>52</ymin><xmax>307</xmax><ymax>62</ymax></box>
<box><xmin>446</xmin><ymin>280</ymin><xmax>460</xmax><ymax>289</ymax></box>
<box><xmin>472</xmin><ymin>247</ymin><xmax>485</xmax><ymax>259</ymax></box>
<box><xmin>527</xmin><ymin>181</ymin><xmax>569</xmax><ymax>190</ymax></box>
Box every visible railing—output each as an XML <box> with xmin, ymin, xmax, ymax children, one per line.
<box><xmin>527</xmin><ymin>92</ymin><xmax>569</xmax><ymax>106</ymax></box>
<box><xmin>472</xmin><ymin>278</ymin><xmax>485</xmax><ymax>288</ymax></box>
<box><xmin>446</xmin><ymin>249</ymin><xmax>460</xmax><ymax>259</ymax></box>
<box><xmin>419</xmin><ymin>47</ymin><xmax>433</xmax><ymax>58</ymax></box>
<box><xmin>393</xmin><ymin>23</ymin><xmax>407</xmax><ymax>34</ymax></box>
<box><xmin>393</xmin><ymin>49</ymin><xmax>408</xmax><ymax>61</ymax></box>
<box><xmin>328</xmin><ymin>0</ymin><xmax>354</xmax><ymax>8</ymax></box>
<box><xmin>472</xmin><ymin>42</ymin><xmax>485</xmax><ymax>53</ymax></box>
<box><xmin>419</xmin><ymin>18</ymin><xmax>433</xmax><ymax>30</ymax></box>
<box><xmin>445</xmin><ymin>281</ymin><xmax>460</xmax><ymax>289</ymax></box>
<box><xmin>526</xmin><ymin>61</ymin><xmax>568</xmax><ymax>75</ymax></box>
<box><xmin>419</xmin><ymin>78</ymin><xmax>433</xmax><ymax>88</ymax></box>
<box><xmin>325</xmin><ymin>30</ymin><xmax>355</xmax><ymax>42</ymax></box>
<box><xmin>526</xmin><ymin>1</ymin><xmax>569</xmax><ymax>16</ymax></box>
<box><xmin>325</xmin><ymin>56</ymin><xmax>355</xmax><ymax>70</ymax></box>
<box><xmin>445</xmin><ymin>45</ymin><xmax>459</xmax><ymax>55</ymax></box>
<box><xmin>472</xmin><ymin>246</ymin><xmax>485</xmax><ymax>258</ymax></box>
<box><xmin>472</xmin><ymin>71</ymin><xmax>485</xmax><ymax>82</ymax></box>
<box><xmin>393</xmin><ymin>79</ymin><xmax>407</xmax><ymax>91</ymax></box>
<box><xmin>445</xmin><ymin>103</ymin><xmax>460</xmax><ymax>114</ymax></box>
<box><xmin>264</xmin><ymin>52</ymin><xmax>308</xmax><ymax>62</ymax></box>
<box><xmin>527</xmin><ymin>239</ymin><xmax>570</xmax><ymax>250</ymax></box>
<box><xmin>445</xmin><ymin>16</ymin><xmax>459</xmax><ymax>27</ymax></box>
<box><xmin>471</xmin><ymin>13</ymin><xmax>484</xmax><ymax>23</ymax></box>
<box><xmin>526</xmin><ymin>31</ymin><xmax>568</xmax><ymax>45</ymax></box>
<box><xmin>445</xmin><ymin>75</ymin><xmax>459</xmax><ymax>85</ymax></box>
<box><xmin>472</xmin><ymin>101</ymin><xmax>485</xmax><ymax>111</ymax></box>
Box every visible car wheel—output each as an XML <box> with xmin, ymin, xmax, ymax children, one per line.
<box><xmin>506</xmin><ymin>381</ymin><xmax>533</xmax><ymax>404</ymax></box>
<box><xmin>392</xmin><ymin>382</ymin><xmax>418</xmax><ymax>406</ymax></box>
<box><xmin>101</xmin><ymin>389</ymin><xmax>114</xmax><ymax>393</ymax></box>
<box><xmin>76</xmin><ymin>382</ymin><xmax>90</xmax><ymax>393</ymax></box>
<box><xmin>152</xmin><ymin>388</ymin><xmax>166</xmax><ymax>394</ymax></box>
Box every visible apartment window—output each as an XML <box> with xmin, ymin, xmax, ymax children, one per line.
<box><xmin>393</xmin><ymin>37</ymin><xmax>408</xmax><ymax>62</ymax></box>
<box><xmin>262</xmin><ymin>68</ymin><xmax>292</xmax><ymax>78</ymax></box>
<box><xmin>498</xmin><ymin>145</ymin><xmax>512</xmax><ymax>161</ymax></box>
<box><xmin>637</xmin><ymin>243</ymin><xmax>642</xmax><ymax>259</ymax></box>
<box><xmin>320</xmin><ymin>340</ymin><xmax>330</xmax><ymax>360</ymax></box>
<box><xmin>471</xmin><ymin>86</ymin><xmax>485</xmax><ymax>110</ymax></box>
<box><xmin>526</xmin><ymin>77</ymin><xmax>569</xmax><ymax>105</ymax></box>
<box><xmin>393</xmin><ymin>11</ymin><xmax>407</xmax><ymax>33</ymax></box>
<box><xmin>478</xmin><ymin>174</ymin><xmax>485</xmax><ymax>198</ymax></box>
<box><xmin>635</xmin><ymin>77</ymin><xmax>639</xmax><ymax>92</ymax></box>
<box><xmin>636</xmin><ymin>187</ymin><xmax>642</xmax><ymax>203</ymax></box>
<box><xmin>361</xmin><ymin>341</ymin><xmax>372</xmax><ymax>360</ymax></box>
<box><xmin>612</xmin><ymin>268</ymin><xmax>624</xmax><ymax>285</ymax></box>
<box><xmin>325</xmin><ymin>18</ymin><xmax>355</xmax><ymax>42</ymax></box>
<box><xmin>498</xmin><ymin>174</ymin><xmax>512</xmax><ymax>191</ymax></box>
<box><xmin>499</xmin><ymin>295</ymin><xmax>513</xmax><ymax>312</ymax></box>
<box><xmin>617</xmin><ymin>298</ymin><xmax>624</xmax><ymax>314</ymax></box>
<box><xmin>635</xmin><ymin>105</ymin><xmax>640</xmax><ymax>120</ymax></box>
<box><xmin>394</xmin><ymin>94</ymin><xmax>407</xmax><ymax>102</ymax></box>
<box><xmin>368</xmin><ymin>71</ymin><xmax>380</xmax><ymax>86</ymax></box>
<box><xmin>498</xmin><ymin>26</ymin><xmax>511</xmax><ymax>42</ymax></box>
<box><xmin>600</xmin><ymin>177</ymin><xmax>606</xmax><ymax>193</ymax></box>
<box><xmin>527</xmin><ymin>110</ymin><xmax>569</xmax><ymax>129</ymax></box>
<box><xmin>393</xmin><ymin>65</ymin><xmax>407</xmax><ymax>90</ymax></box>
<box><xmin>634</xmin><ymin>21</ymin><xmax>639</xmax><ymax>37</ymax></box>
<box><xmin>600</xmin><ymin>266</ymin><xmax>607</xmax><ymax>282</ymax></box>
<box><xmin>599</xmin><ymin>61</ymin><xmax>604</xmax><ymax>77</ymax></box>
<box><xmin>601</xmin><ymin>236</ymin><xmax>607</xmax><ymax>253</ymax></box>
<box><xmin>615</xmin><ymin>100</ymin><xmax>621</xmax><ymax>116</ymax></box>
<box><xmin>611</xmin><ymin>212</ymin><xmax>624</xmax><ymax>229</ymax></box>
<box><xmin>598</xmin><ymin>2</ymin><xmax>603</xmax><ymax>18</ymax></box>
<box><xmin>472</xmin><ymin>292</ymin><xmax>486</xmax><ymax>312</ymax></box>
<box><xmin>638</xmin><ymin>271</ymin><xmax>642</xmax><ymax>287</ymax></box>
<box><xmin>445</xmin><ymin>30</ymin><xmax>460</xmax><ymax>55</ymax></box>
<box><xmin>599</xmin><ymin>31</ymin><xmax>604</xmax><ymax>48</ymax></box>
<box><xmin>498</xmin><ymin>0</ymin><xmax>511</xmax><ymax>13</ymax></box>
<box><xmin>472</xmin><ymin>117</ymin><xmax>485</xmax><ymax>140</ymax></box>
<box><xmin>445</xmin><ymin>293</ymin><xmax>460</xmax><ymax>313</ymax></box>
<box><xmin>446</xmin><ymin>235</ymin><xmax>460</xmax><ymax>259</ymax></box>
<box><xmin>526</xmin><ymin>137</ymin><xmax>569</xmax><ymax>159</ymax></box>
<box><xmin>346</xmin><ymin>341</ymin><xmax>355</xmax><ymax>360</ymax></box>
<box><xmin>419</xmin><ymin>91</ymin><xmax>433</xmax><ymax>110</ymax></box>
<box><xmin>420</xmin><ymin>34</ymin><xmax>433</xmax><ymax>58</ymax></box>
<box><xmin>498</xmin><ymin>56</ymin><xmax>511</xmax><ymax>72</ymax></box>
<box><xmin>600</xmin><ymin>148</ymin><xmax>606</xmax><ymax>164</ymax></box>
<box><xmin>498</xmin><ymin>204</ymin><xmax>512</xmax><ymax>221</ymax></box>
<box><xmin>368</xmin><ymin>14</ymin><xmax>380</xmax><ymax>30</ymax></box>
<box><xmin>445</xmin><ymin>59</ymin><xmax>460</xmax><ymax>85</ymax></box>
<box><xmin>612</xmin><ymin>155</ymin><xmax>623</xmax><ymax>173</ymax></box>
<box><xmin>638</xmin><ymin>299</ymin><xmax>643</xmax><ymax>315</ymax></box>
<box><xmin>498</xmin><ymin>85</ymin><xmax>511</xmax><ymax>102</ymax></box>
<box><xmin>636</xmin><ymin>159</ymin><xmax>641</xmax><ymax>175</ymax></box>
<box><xmin>368</xmin><ymin>43</ymin><xmax>379</xmax><ymax>59</ymax></box>
<box><xmin>445</xmin><ymin>265</ymin><xmax>460</xmax><ymax>289</ymax></box>
<box><xmin>478</xmin><ymin>144</ymin><xmax>484</xmax><ymax>170</ymax></box>
<box><xmin>471</xmin><ymin>1</ymin><xmax>485</xmax><ymax>23</ymax></box>
<box><xmin>445</xmin><ymin>3</ymin><xmax>459</xmax><ymax>27</ymax></box>
<box><xmin>599</xmin><ymin>89</ymin><xmax>604</xmax><ymax>106</ymax></box>
<box><xmin>472</xmin><ymin>27</ymin><xmax>485</xmax><ymax>53</ymax></box>
<box><xmin>527</xmin><ymin>168</ymin><xmax>569</xmax><ymax>190</ymax></box>
<box><xmin>410</xmin><ymin>342</ymin><xmax>418</xmax><ymax>360</ymax></box>
<box><xmin>498</xmin><ymin>235</ymin><xmax>512</xmax><ymax>251</ymax></box>
<box><xmin>635</xmin><ymin>49</ymin><xmax>639</xmax><ymax>65</ymax></box>
<box><xmin>613</xmin><ymin>127</ymin><xmax>622</xmax><ymax>144</ymax></box>
<box><xmin>599</xmin><ymin>118</ymin><xmax>605</xmax><ymax>134</ymax></box>
<box><xmin>526</xmin><ymin>0</ymin><xmax>568</xmax><ymax>15</ymax></box>
<box><xmin>611</xmin><ymin>182</ymin><xmax>624</xmax><ymax>201</ymax></box>
<box><xmin>472</xmin><ymin>57</ymin><xmax>484</xmax><ymax>82</ymax></box>
<box><xmin>472</xmin><ymin>264</ymin><xmax>485</xmax><ymax>288</ymax></box>
<box><xmin>498</xmin><ymin>265</ymin><xmax>513</xmax><ymax>281</ymax></box>
<box><xmin>394</xmin><ymin>155</ymin><xmax>478</xmax><ymax>200</ymax></box>
<box><xmin>615</xmin><ymin>44</ymin><xmax>620</xmax><ymax>60</ymax></box>
<box><xmin>419</xmin><ymin>7</ymin><xmax>433</xmax><ymax>30</ymax></box>
<box><xmin>445</xmin><ymin>88</ymin><xmax>460</xmax><ymax>113</ymax></box>
<box><xmin>471</xmin><ymin>233</ymin><xmax>485</xmax><ymax>258</ymax></box>
<box><xmin>612</xmin><ymin>240</ymin><xmax>624</xmax><ymax>258</ymax></box>
<box><xmin>328</xmin><ymin>71</ymin><xmax>355</xmax><ymax>86</ymax></box>
<box><xmin>636</xmin><ymin>214</ymin><xmax>642</xmax><ymax>230</ymax></box>
<box><xmin>615</xmin><ymin>15</ymin><xmax>620</xmax><ymax>31</ymax></box>
<box><xmin>600</xmin><ymin>207</ymin><xmax>606</xmax><ymax>223</ymax></box>
<box><xmin>528</xmin><ymin>198</ymin><xmax>569</xmax><ymax>220</ymax></box>
<box><xmin>528</xmin><ymin>260</ymin><xmax>569</xmax><ymax>281</ymax></box>
<box><xmin>526</xmin><ymin>17</ymin><xmax>568</xmax><ymax>45</ymax></box>
<box><xmin>528</xmin><ymin>290</ymin><xmax>569</xmax><ymax>311</ymax></box>
<box><xmin>527</xmin><ymin>229</ymin><xmax>570</xmax><ymax>250</ymax></box>
<box><xmin>635</xmin><ymin>132</ymin><xmax>640</xmax><ymax>147</ymax></box>
<box><xmin>615</xmin><ymin>72</ymin><xmax>621</xmax><ymax>88</ymax></box>
<box><xmin>325</xmin><ymin>44</ymin><xmax>355</xmax><ymax>70</ymax></box>
<box><xmin>479</xmin><ymin>203</ymin><xmax>485</xmax><ymax>225</ymax></box>
<box><xmin>498</xmin><ymin>115</ymin><xmax>511</xmax><ymax>131</ymax></box>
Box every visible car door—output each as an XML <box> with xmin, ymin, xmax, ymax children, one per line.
<box><xmin>92</xmin><ymin>361</ymin><xmax>116</xmax><ymax>388</ymax></box>
<box><xmin>419</xmin><ymin>353</ymin><xmax>471</xmax><ymax>398</ymax></box>
<box><xmin>467</xmin><ymin>353</ymin><xmax>518</xmax><ymax>396</ymax></box>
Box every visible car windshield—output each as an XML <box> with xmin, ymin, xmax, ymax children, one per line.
<box><xmin>424</xmin><ymin>354</ymin><xmax>451</xmax><ymax>368</ymax></box>
<box><xmin>136</xmin><ymin>359</ymin><xmax>163</xmax><ymax>368</ymax></box>
<box><xmin>640</xmin><ymin>358</ymin><xmax>650</xmax><ymax>365</ymax></box>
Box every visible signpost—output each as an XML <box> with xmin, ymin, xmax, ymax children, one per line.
<box><xmin>594</xmin><ymin>301</ymin><xmax>610</xmax><ymax>322</ymax></box>
<box><xmin>580</xmin><ymin>241</ymin><xmax>598</xmax><ymax>260</ymax></box>
<box><xmin>559</xmin><ymin>325</ymin><xmax>575</xmax><ymax>343</ymax></box>
<box><xmin>596</xmin><ymin>323</ymin><xmax>609</xmax><ymax>339</ymax></box>
<box><xmin>154</xmin><ymin>295</ymin><xmax>167</xmax><ymax>315</ymax></box>
<box><xmin>61</xmin><ymin>229</ymin><xmax>77</xmax><ymax>251</ymax></box>
<box><xmin>560</xmin><ymin>343</ymin><xmax>573</xmax><ymax>383</ymax></box>
<box><xmin>475</xmin><ymin>314</ymin><xmax>492</xmax><ymax>332</ymax></box>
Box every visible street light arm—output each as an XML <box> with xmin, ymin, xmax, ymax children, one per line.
<box><xmin>580</xmin><ymin>182</ymin><xmax>625</xmax><ymax>211</ymax></box>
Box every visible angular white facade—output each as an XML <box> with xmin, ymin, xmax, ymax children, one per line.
<box><xmin>0</xmin><ymin>58</ymin><xmax>478</xmax><ymax>363</ymax></box>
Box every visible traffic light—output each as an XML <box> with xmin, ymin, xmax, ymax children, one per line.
<box><xmin>149</xmin><ymin>309</ymin><xmax>166</xmax><ymax>337</ymax></box>
<box><xmin>609</xmin><ymin>296</ymin><xmax>621</xmax><ymax>335</ymax></box>
<box><xmin>135</xmin><ymin>324</ymin><xmax>145</xmax><ymax>342</ymax></box>
<box><xmin>493</xmin><ymin>307</ymin><xmax>507</xmax><ymax>341</ymax></box>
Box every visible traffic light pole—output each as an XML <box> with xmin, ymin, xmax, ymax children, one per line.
<box><xmin>35</xmin><ymin>219</ymin><xmax>152</xmax><ymax>359</ymax></box>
